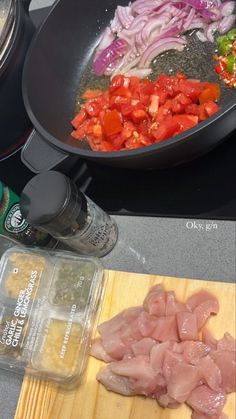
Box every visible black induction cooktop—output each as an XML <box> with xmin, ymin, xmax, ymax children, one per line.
<box><xmin>0</xmin><ymin>6</ymin><xmax>235</xmax><ymax>221</ymax></box>
<box><xmin>71</xmin><ymin>132</ymin><xmax>236</xmax><ymax>220</ymax></box>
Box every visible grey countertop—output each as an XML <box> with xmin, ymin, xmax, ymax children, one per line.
<box><xmin>0</xmin><ymin>1</ymin><xmax>235</xmax><ymax>418</ymax></box>
<box><xmin>1</xmin><ymin>215</ymin><xmax>235</xmax><ymax>419</ymax></box>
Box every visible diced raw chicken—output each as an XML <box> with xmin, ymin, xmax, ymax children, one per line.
<box><xmin>198</xmin><ymin>355</ymin><xmax>222</xmax><ymax>391</ymax></box>
<box><xmin>97</xmin><ymin>365</ymin><xmax>134</xmax><ymax>396</ymax></box>
<box><xmin>119</xmin><ymin>317</ymin><xmax>143</xmax><ymax>346</ymax></box>
<box><xmin>102</xmin><ymin>332</ymin><xmax>130</xmax><ymax>360</ymax></box>
<box><xmin>186</xmin><ymin>291</ymin><xmax>219</xmax><ymax>311</ymax></box>
<box><xmin>158</xmin><ymin>392</ymin><xmax>181</xmax><ymax>408</ymax></box>
<box><xmin>177</xmin><ymin>311</ymin><xmax>199</xmax><ymax>341</ymax></box>
<box><xmin>172</xmin><ymin>341</ymin><xmax>185</xmax><ymax>353</ymax></box>
<box><xmin>165</xmin><ymin>291</ymin><xmax>187</xmax><ymax>316</ymax></box>
<box><xmin>143</xmin><ymin>284</ymin><xmax>166</xmax><ymax>316</ymax></box>
<box><xmin>194</xmin><ymin>299</ymin><xmax>219</xmax><ymax>329</ymax></box>
<box><xmin>131</xmin><ymin>337</ymin><xmax>156</xmax><ymax>356</ymax></box>
<box><xmin>150</xmin><ymin>341</ymin><xmax>173</xmax><ymax>372</ymax></box>
<box><xmin>186</xmin><ymin>291</ymin><xmax>219</xmax><ymax>330</ymax></box>
<box><xmin>167</xmin><ymin>363</ymin><xmax>200</xmax><ymax>403</ymax></box>
<box><xmin>91</xmin><ymin>285</ymin><xmax>234</xmax><ymax>419</ymax></box>
<box><xmin>187</xmin><ymin>385</ymin><xmax>226</xmax><ymax>417</ymax></box>
<box><xmin>109</xmin><ymin>356</ymin><xmax>159</xmax><ymax>396</ymax></box>
<box><xmin>137</xmin><ymin>311</ymin><xmax>158</xmax><ymax>337</ymax></box>
<box><xmin>98</xmin><ymin>307</ymin><xmax>142</xmax><ymax>337</ymax></box>
<box><xmin>182</xmin><ymin>341</ymin><xmax>211</xmax><ymax>365</ymax></box>
<box><xmin>163</xmin><ymin>349</ymin><xmax>184</xmax><ymax>382</ymax></box>
<box><xmin>210</xmin><ymin>350</ymin><xmax>236</xmax><ymax>393</ymax></box>
<box><xmin>98</xmin><ymin>307</ymin><xmax>143</xmax><ymax>360</ymax></box>
<box><xmin>217</xmin><ymin>332</ymin><xmax>236</xmax><ymax>352</ymax></box>
<box><xmin>90</xmin><ymin>338</ymin><xmax>115</xmax><ymax>362</ymax></box>
<box><xmin>202</xmin><ymin>328</ymin><xmax>218</xmax><ymax>350</ymax></box>
<box><xmin>151</xmin><ymin>315</ymin><xmax>179</xmax><ymax>341</ymax></box>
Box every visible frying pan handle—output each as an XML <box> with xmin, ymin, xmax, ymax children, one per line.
<box><xmin>21</xmin><ymin>0</ymin><xmax>32</xmax><ymax>12</ymax></box>
<box><xmin>21</xmin><ymin>129</ymin><xmax>71</xmax><ymax>173</ymax></box>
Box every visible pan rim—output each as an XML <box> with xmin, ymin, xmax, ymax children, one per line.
<box><xmin>22</xmin><ymin>0</ymin><xmax>236</xmax><ymax>160</ymax></box>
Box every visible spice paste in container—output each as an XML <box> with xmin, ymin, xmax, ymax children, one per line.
<box><xmin>0</xmin><ymin>246</ymin><xmax>104</xmax><ymax>385</ymax></box>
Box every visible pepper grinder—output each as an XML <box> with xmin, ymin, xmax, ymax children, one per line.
<box><xmin>20</xmin><ymin>171</ymin><xmax>118</xmax><ymax>257</ymax></box>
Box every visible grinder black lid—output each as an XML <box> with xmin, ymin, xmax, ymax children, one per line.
<box><xmin>20</xmin><ymin>170</ymin><xmax>88</xmax><ymax>237</ymax></box>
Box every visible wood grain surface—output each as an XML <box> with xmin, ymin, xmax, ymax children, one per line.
<box><xmin>15</xmin><ymin>270</ymin><xmax>236</xmax><ymax>419</ymax></box>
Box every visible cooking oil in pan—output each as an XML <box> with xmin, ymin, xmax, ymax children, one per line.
<box><xmin>75</xmin><ymin>31</ymin><xmax>235</xmax><ymax>113</ymax></box>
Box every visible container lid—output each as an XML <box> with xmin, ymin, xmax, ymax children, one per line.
<box><xmin>0</xmin><ymin>246</ymin><xmax>104</xmax><ymax>385</ymax></box>
<box><xmin>0</xmin><ymin>234</ymin><xmax>22</xmax><ymax>258</ymax></box>
<box><xmin>20</xmin><ymin>171</ymin><xmax>88</xmax><ymax>237</ymax></box>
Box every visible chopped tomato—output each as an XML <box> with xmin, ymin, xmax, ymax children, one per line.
<box><xmin>82</xmin><ymin>89</ymin><xmax>103</xmax><ymax>100</ymax></box>
<box><xmin>152</xmin><ymin>119</ymin><xmax>180</xmax><ymax>142</ymax></box>
<box><xmin>199</xmin><ymin>83</ymin><xmax>221</xmax><ymax>104</ymax></box>
<box><xmin>71</xmin><ymin>109</ymin><xmax>87</xmax><ymax>129</ymax></box>
<box><xmin>173</xmin><ymin>114</ymin><xmax>199</xmax><ymax>131</ymax></box>
<box><xmin>110</xmin><ymin>75</ymin><xmax>130</xmax><ymax>92</ymax></box>
<box><xmin>199</xmin><ymin>101</ymin><xmax>219</xmax><ymax>120</ymax></box>
<box><xmin>148</xmin><ymin>95</ymin><xmax>159</xmax><ymax>117</ymax></box>
<box><xmin>103</xmin><ymin>110</ymin><xmax>123</xmax><ymax>136</ymax></box>
<box><xmin>111</xmin><ymin>86</ymin><xmax>132</xmax><ymax>98</ymax></box>
<box><xmin>109</xmin><ymin>95</ymin><xmax>130</xmax><ymax>111</ymax></box>
<box><xmin>70</xmin><ymin>73</ymin><xmax>221</xmax><ymax>152</ymax></box>
<box><xmin>131</xmin><ymin>109</ymin><xmax>148</xmax><ymax>123</ymax></box>
<box><xmin>100</xmin><ymin>141</ymin><xmax>115</xmax><ymax>151</ymax></box>
<box><xmin>84</xmin><ymin>101</ymin><xmax>101</xmax><ymax>117</ymax></box>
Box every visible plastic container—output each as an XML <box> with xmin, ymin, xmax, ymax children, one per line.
<box><xmin>0</xmin><ymin>246</ymin><xmax>104</xmax><ymax>385</ymax></box>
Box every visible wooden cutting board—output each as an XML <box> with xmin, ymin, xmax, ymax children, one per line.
<box><xmin>15</xmin><ymin>270</ymin><xmax>236</xmax><ymax>419</ymax></box>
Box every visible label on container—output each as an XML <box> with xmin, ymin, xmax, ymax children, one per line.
<box><xmin>0</xmin><ymin>184</ymin><xmax>56</xmax><ymax>247</ymax></box>
<box><xmin>4</xmin><ymin>203</ymin><xmax>28</xmax><ymax>233</ymax></box>
<box><xmin>0</xmin><ymin>259</ymin><xmax>43</xmax><ymax>357</ymax></box>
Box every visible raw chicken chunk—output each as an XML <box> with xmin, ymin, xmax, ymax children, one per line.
<box><xmin>97</xmin><ymin>366</ymin><xmax>134</xmax><ymax>396</ymax></box>
<box><xmin>177</xmin><ymin>311</ymin><xmax>199</xmax><ymax>341</ymax></box>
<box><xmin>143</xmin><ymin>284</ymin><xmax>166</xmax><ymax>316</ymax></box>
<box><xmin>90</xmin><ymin>285</ymin><xmax>235</xmax><ymax>419</ymax></box>
<box><xmin>187</xmin><ymin>385</ymin><xmax>226</xmax><ymax>417</ymax></box>
<box><xmin>210</xmin><ymin>350</ymin><xmax>236</xmax><ymax>393</ymax></box>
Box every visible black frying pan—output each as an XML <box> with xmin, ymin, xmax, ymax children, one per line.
<box><xmin>21</xmin><ymin>0</ymin><xmax>236</xmax><ymax>171</ymax></box>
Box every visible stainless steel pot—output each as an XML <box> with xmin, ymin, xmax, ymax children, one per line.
<box><xmin>0</xmin><ymin>0</ymin><xmax>34</xmax><ymax>159</ymax></box>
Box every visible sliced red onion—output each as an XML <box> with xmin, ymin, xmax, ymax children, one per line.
<box><xmin>93</xmin><ymin>0</ymin><xmax>235</xmax><ymax>78</ymax></box>
<box><xmin>124</xmin><ymin>68</ymin><xmax>152</xmax><ymax>77</ymax></box>
<box><xmin>116</xmin><ymin>6</ymin><xmax>134</xmax><ymax>29</ymax></box>
<box><xmin>220</xmin><ymin>1</ymin><xmax>235</xmax><ymax>16</ymax></box>
<box><xmin>119</xmin><ymin>19</ymin><xmax>147</xmax><ymax>47</ymax></box>
<box><xmin>187</xmin><ymin>19</ymin><xmax>206</xmax><ymax>29</ymax></box>
<box><xmin>118</xmin><ymin>56</ymin><xmax>141</xmax><ymax>73</ymax></box>
<box><xmin>208</xmin><ymin>8</ymin><xmax>222</xmax><ymax>21</ymax></box>
<box><xmin>183</xmin><ymin>8</ymin><xmax>196</xmax><ymax>29</ymax></box>
<box><xmin>93</xmin><ymin>38</ymin><xmax>128</xmax><ymax>76</ymax></box>
<box><xmin>141</xmin><ymin>16</ymin><xmax>172</xmax><ymax>43</ymax></box>
<box><xmin>196</xmin><ymin>29</ymin><xmax>208</xmax><ymax>40</ymax></box>
<box><xmin>218</xmin><ymin>14</ymin><xmax>236</xmax><ymax>33</ymax></box>
<box><xmin>206</xmin><ymin>20</ymin><xmax>219</xmax><ymax>41</ymax></box>
<box><xmin>132</xmin><ymin>0</ymin><xmax>161</xmax><ymax>15</ymax></box>
<box><xmin>181</xmin><ymin>0</ymin><xmax>212</xmax><ymax>10</ymax></box>
<box><xmin>110</xmin><ymin>11</ymin><xmax>123</xmax><ymax>34</ymax></box>
<box><xmin>139</xmin><ymin>36</ymin><xmax>186</xmax><ymax>68</ymax></box>
<box><xmin>128</xmin><ymin>14</ymin><xmax>149</xmax><ymax>30</ymax></box>
<box><xmin>94</xmin><ymin>27</ymin><xmax>115</xmax><ymax>61</ymax></box>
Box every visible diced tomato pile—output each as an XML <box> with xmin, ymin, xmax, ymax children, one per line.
<box><xmin>71</xmin><ymin>73</ymin><xmax>220</xmax><ymax>152</ymax></box>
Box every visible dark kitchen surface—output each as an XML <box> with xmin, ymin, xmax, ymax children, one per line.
<box><xmin>73</xmin><ymin>132</ymin><xmax>236</xmax><ymax>220</ymax></box>
<box><xmin>0</xmin><ymin>6</ymin><xmax>235</xmax><ymax>221</ymax></box>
